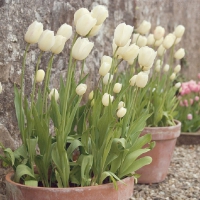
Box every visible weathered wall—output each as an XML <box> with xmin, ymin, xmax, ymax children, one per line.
<box><xmin>0</xmin><ymin>0</ymin><xmax>200</xmax><ymax>197</ymax></box>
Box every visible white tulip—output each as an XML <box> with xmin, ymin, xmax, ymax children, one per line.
<box><xmin>132</xmin><ymin>33</ymin><xmax>140</xmax><ymax>43</ymax></box>
<box><xmin>103</xmin><ymin>73</ymin><xmax>113</xmax><ymax>85</ymax></box>
<box><xmin>174</xmin><ymin>25</ymin><xmax>185</xmax><ymax>38</ymax></box>
<box><xmin>135</xmin><ymin>72</ymin><xmax>148</xmax><ymax>88</ymax></box>
<box><xmin>74</xmin><ymin>8</ymin><xmax>90</xmax><ymax>25</ymax></box>
<box><xmin>49</xmin><ymin>89</ymin><xmax>59</xmax><ymax>101</ymax></box>
<box><xmin>25</xmin><ymin>21</ymin><xmax>43</xmax><ymax>44</ymax></box>
<box><xmin>154</xmin><ymin>37</ymin><xmax>163</xmax><ymax>47</ymax></box>
<box><xmin>163</xmin><ymin>64</ymin><xmax>169</xmax><ymax>72</ymax></box>
<box><xmin>136</xmin><ymin>20</ymin><xmax>151</xmax><ymax>35</ymax></box>
<box><xmin>117</xmin><ymin>107</ymin><xmax>127</xmax><ymax>118</ymax></box>
<box><xmin>121</xmin><ymin>43</ymin><xmax>139</xmax><ymax>61</ymax></box>
<box><xmin>118</xmin><ymin>101</ymin><xmax>125</xmax><ymax>109</ymax></box>
<box><xmin>175</xmin><ymin>82</ymin><xmax>181</xmax><ymax>88</ymax></box>
<box><xmin>175</xmin><ymin>37</ymin><xmax>181</xmax><ymax>45</ymax></box>
<box><xmin>56</xmin><ymin>23</ymin><xmax>72</xmax><ymax>42</ymax></box>
<box><xmin>113</xmin><ymin>39</ymin><xmax>131</xmax><ymax>58</ymax></box>
<box><xmin>99</xmin><ymin>62</ymin><xmax>111</xmax><ymax>76</ymax></box>
<box><xmin>114</xmin><ymin>23</ymin><xmax>133</xmax><ymax>47</ymax></box>
<box><xmin>88</xmin><ymin>25</ymin><xmax>102</xmax><ymax>37</ymax></box>
<box><xmin>156</xmin><ymin>59</ymin><xmax>161</xmax><ymax>66</ymax></box>
<box><xmin>174</xmin><ymin>48</ymin><xmax>185</xmax><ymax>60</ymax></box>
<box><xmin>170</xmin><ymin>73</ymin><xmax>176</xmax><ymax>80</ymax></box>
<box><xmin>155</xmin><ymin>64</ymin><xmax>161</xmax><ymax>72</ymax></box>
<box><xmin>76</xmin><ymin>14</ymin><xmax>97</xmax><ymax>36</ymax></box>
<box><xmin>147</xmin><ymin>34</ymin><xmax>155</xmax><ymax>46</ymax></box>
<box><xmin>38</xmin><ymin>30</ymin><xmax>55</xmax><ymax>51</ymax></box>
<box><xmin>89</xmin><ymin>91</ymin><xmax>94</xmax><ymax>100</ymax></box>
<box><xmin>113</xmin><ymin>83</ymin><xmax>122</xmax><ymax>93</ymax></box>
<box><xmin>136</xmin><ymin>35</ymin><xmax>147</xmax><ymax>47</ymax></box>
<box><xmin>76</xmin><ymin>83</ymin><xmax>87</xmax><ymax>96</ymax></box>
<box><xmin>163</xmin><ymin>33</ymin><xmax>176</xmax><ymax>49</ymax></box>
<box><xmin>129</xmin><ymin>75</ymin><xmax>137</xmax><ymax>86</ymax></box>
<box><xmin>36</xmin><ymin>69</ymin><xmax>45</xmax><ymax>83</ymax></box>
<box><xmin>101</xmin><ymin>56</ymin><xmax>112</xmax><ymax>65</ymax></box>
<box><xmin>91</xmin><ymin>5</ymin><xmax>108</xmax><ymax>25</ymax></box>
<box><xmin>102</xmin><ymin>93</ymin><xmax>114</xmax><ymax>106</ymax></box>
<box><xmin>174</xmin><ymin>65</ymin><xmax>181</xmax><ymax>73</ymax></box>
<box><xmin>157</xmin><ymin>44</ymin><xmax>166</xmax><ymax>56</ymax></box>
<box><xmin>51</xmin><ymin>35</ymin><xmax>66</xmax><ymax>54</ymax></box>
<box><xmin>154</xmin><ymin>26</ymin><xmax>165</xmax><ymax>40</ymax></box>
<box><xmin>0</xmin><ymin>82</ymin><xmax>2</xmax><ymax>94</ymax></box>
<box><xmin>72</xmin><ymin>37</ymin><xmax>94</xmax><ymax>60</ymax></box>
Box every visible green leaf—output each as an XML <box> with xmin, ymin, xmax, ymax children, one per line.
<box><xmin>50</xmin><ymin>96</ymin><xmax>61</xmax><ymax>129</ymax></box>
<box><xmin>25</xmin><ymin>180</ymin><xmax>38</xmax><ymax>187</ymax></box>
<box><xmin>67</xmin><ymin>139</ymin><xmax>82</xmax><ymax>160</ymax></box>
<box><xmin>4</xmin><ymin>148</ymin><xmax>15</xmax><ymax>166</ymax></box>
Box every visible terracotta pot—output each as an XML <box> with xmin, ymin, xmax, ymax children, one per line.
<box><xmin>137</xmin><ymin>120</ymin><xmax>181</xmax><ymax>184</ymax></box>
<box><xmin>6</xmin><ymin>172</ymin><xmax>134</xmax><ymax>200</ymax></box>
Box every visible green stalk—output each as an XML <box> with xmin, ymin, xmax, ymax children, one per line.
<box><xmin>80</xmin><ymin>59</ymin><xmax>85</xmax><ymax>80</ymax></box>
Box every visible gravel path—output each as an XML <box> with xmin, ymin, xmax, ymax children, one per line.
<box><xmin>132</xmin><ymin>145</ymin><xmax>200</xmax><ymax>200</ymax></box>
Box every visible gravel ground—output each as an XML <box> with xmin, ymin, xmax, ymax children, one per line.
<box><xmin>132</xmin><ymin>145</ymin><xmax>200</xmax><ymax>200</ymax></box>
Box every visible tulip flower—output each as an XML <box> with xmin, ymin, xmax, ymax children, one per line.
<box><xmin>74</xmin><ymin>8</ymin><xmax>90</xmax><ymax>25</ymax></box>
<box><xmin>118</xmin><ymin>101</ymin><xmax>125</xmax><ymax>109</ymax></box>
<box><xmin>76</xmin><ymin>14</ymin><xmax>97</xmax><ymax>36</ymax></box>
<box><xmin>195</xmin><ymin>96</ymin><xmax>199</xmax><ymax>101</ymax></box>
<box><xmin>157</xmin><ymin>44</ymin><xmax>166</xmax><ymax>56</ymax></box>
<box><xmin>175</xmin><ymin>82</ymin><xmax>181</xmax><ymax>88</ymax></box>
<box><xmin>174</xmin><ymin>48</ymin><xmax>185</xmax><ymax>60</ymax></box>
<box><xmin>135</xmin><ymin>72</ymin><xmax>148</xmax><ymax>88</ymax></box>
<box><xmin>36</xmin><ymin>69</ymin><xmax>45</xmax><ymax>83</ymax></box>
<box><xmin>72</xmin><ymin>37</ymin><xmax>94</xmax><ymax>60</ymax></box>
<box><xmin>0</xmin><ymin>82</ymin><xmax>2</xmax><ymax>94</ymax></box>
<box><xmin>132</xmin><ymin>33</ymin><xmax>140</xmax><ymax>43</ymax></box>
<box><xmin>113</xmin><ymin>83</ymin><xmax>122</xmax><ymax>93</ymax></box>
<box><xmin>147</xmin><ymin>34</ymin><xmax>155</xmax><ymax>46</ymax></box>
<box><xmin>99</xmin><ymin>62</ymin><xmax>111</xmax><ymax>76</ymax></box>
<box><xmin>129</xmin><ymin>75</ymin><xmax>137</xmax><ymax>86</ymax></box>
<box><xmin>88</xmin><ymin>25</ymin><xmax>102</xmax><ymax>37</ymax></box>
<box><xmin>117</xmin><ymin>107</ymin><xmax>127</xmax><ymax>118</ymax></box>
<box><xmin>38</xmin><ymin>30</ymin><xmax>55</xmax><ymax>51</ymax></box>
<box><xmin>121</xmin><ymin>43</ymin><xmax>139</xmax><ymax>62</ymax></box>
<box><xmin>163</xmin><ymin>33</ymin><xmax>176</xmax><ymax>49</ymax></box>
<box><xmin>113</xmin><ymin>39</ymin><xmax>131</xmax><ymax>58</ymax></box>
<box><xmin>154</xmin><ymin>26</ymin><xmax>165</xmax><ymax>40</ymax></box>
<box><xmin>154</xmin><ymin>37</ymin><xmax>163</xmax><ymax>47</ymax></box>
<box><xmin>138</xmin><ymin>46</ymin><xmax>157</xmax><ymax>70</ymax></box>
<box><xmin>56</xmin><ymin>23</ymin><xmax>72</xmax><ymax>42</ymax></box>
<box><xmin>114</xmin><ymin>23</ymin><xmax>133</xmax><ymax>47</ymax></box>
<box><xmin>136</xmin><ymin>20</ymin><xmax>151</xmax><ymax>35</ymax></box>
<box><xmin>174</xmin><ymin>65</ymin><xmax>181</xmax><ymax>73</ymax></box>
<box><xmin>76</xmin><ymin>83</ymin><xmax>87</xmax><ymax>96</ymax></box>
<box><xmin>102</xmin><ymin>93</ymin><xmax>114</xmax><ymax>106</ymax></box>
<box><xmin>49</xmin><ymin>88</ymin><xmax>59</xmax><ymax>101</ymax></box>
<box><xmin>89</xmin><ymin>91</ymin><xmax>94</xmax><ymax>100</ymax></box>
<box><xmin>187</xmin><ymin>114</ymin><xmax>193</xmax><ymax>120</ymax></box>
<box><xmin>25</xmin><ymin>21</ymin><xmax>43</xmax><ymax>44</ymax></box>
<box><xmin>101</xmin><ymin>56</ymin><xmax>112</xmax><ymax>65</ymax></box>
<box><xmin>91</xmin><ymin>5</ymin><xmax>108</xmax><ymax>25</ymax></box>
<box><xmin>163</xmin><ymin>64</ymin><xmax>169</xmax><ymax>72</ymax></box>
<box><xmin>170</xmin><ymin>73</ymin><xmax>176</xmax><ymax>80</ymax></box>
<box><xmin>155</xmin><ymin>64</ymin><xmax>161</xmax><ymax>72</ymax></box>
<box><xmin>136</xmin><ymin>35</ymin><xmax>147</xmax><ymax>47</ymax></box>
<box><xmin>103</xmin><ymin>73</ymin><xmax>113</xmax><ymax>85</ymax></box>
<box><xmin>51</xmin><ymin>35</ymin><xmax>66</xmax><ymax>54</ymax></box>
<box><xmin>174</xmin><ymin>25</ymin><xmax>185</xmax><ymax>38</ymax></box>
<box><xmin>175</xmin><ymin>37</ymin><xmax>181</xmax><ymax>45</ymax></box>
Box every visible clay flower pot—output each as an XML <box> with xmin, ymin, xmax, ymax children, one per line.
<box><xmin>6</xmin><ymin>172</ymin><xmax>134</xmax><ymax>200</ymax></box>
<box><xmin>136</xmin><ymin>120</ymin><xmax>181</xmax><ymax>183</ymax></box>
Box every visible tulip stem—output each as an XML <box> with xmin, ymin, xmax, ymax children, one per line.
<box><xmin>31</xmin><ymin>51</ymin><xmax>43</xmax><ymax>109</ymax></box>
<box><xmin>80</xmin><ymin>59</ymin><xmax>85</xmax><ymax>80</ymax></box>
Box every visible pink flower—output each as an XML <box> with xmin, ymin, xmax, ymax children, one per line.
<box><xmin>195</xmin><ymin>96</ymin><xmax>200</xmax><ymax>101</ymax></box>
<box><xmin>180</xmin><ymin>101</ymin><xmax>184</xmax><ymax>106</ymax></box>
<box><xmin>190</xmin><ymin>99</ymin><xmax>194</xmax><ymax>105</ymax></box>
<box><xmin>183</xmin><ymin>99</ymin><xmax>188</xmax><ymax>107</ymax></box>
<box><xmin>187</xmin><ymin>114</ymin><xmax>193</xmax><ymax>120</ymax></box>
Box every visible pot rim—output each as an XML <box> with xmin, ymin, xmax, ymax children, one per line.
<box><xmin>6</xmin><ymin>171</ymin><xmax>133</xmax><ymax>190</ymax></box>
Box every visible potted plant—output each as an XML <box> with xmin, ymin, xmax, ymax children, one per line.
<box><xmin>0</xmin><ymin>5</ymin><xmax>155</xmax><ymax>200</ymax></box>
<box><xmin>120</xmin><ymin>21</ymin><xmax>185</xmax><ymax>183</ymax></box>
<box><xmin>176</xmin><ymin>78</ymin><xmax>200</xmax><ymax>145</ymax></box>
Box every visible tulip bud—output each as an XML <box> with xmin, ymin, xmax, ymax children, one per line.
<box><xmin>38</xmin><ymin>30</ymin><xmax>55</xmax><ymax>51</ymax></box>
<box><xmin>56</xmin><ymin>23</ymin><xmax>72</xmax><ymax>42</ymax></box>
<box><xmin>175</xmin><ymin>37</ymin><xmax>181</xmax><ymax>45</ymax></box>
<box><xmin>155</xmin><ymin>64</ymin><xmax>161</xmax><ymax>72</ymax></box>
<box><xmin>135</xmin><ymin>72</ymin><xmax>148</xmax><ymax>88</ymax></box>
<box><xmin>51</xmin><ymin>35</ymin><xmax>66</xmax><ymax>54</ymax></box>
<box><xmin>49</xmin><ymin>88</ymin><xmax>59</xmax><ymax>101</ymax></box>
<box><xmin>154</xmin><ymin>26</ymin><xmax>165</xmax><ymax>40</ymax></box>
<box><xmin>129</xmin><ymin>75</ymin><xmax>137</xmax><ymax>86</ymax></box>
<box><xmin>103</xmin><ymin>73</ymin><xmax>113</xmax><ymax>85</ymax></box>
<box><xmin>99</xmin><ymin>62</ymin><xmax>111</xmax><ymax>76</ymax></box>
<box><xmin>174</xmin><ymin>25</ymin><xmax>185</xmax><ymax>38</ymax></box>
<box><xmin>76</xmin><ymin>14</ymin><xmax>97</xmax><ymax>36</ymax></box>
<box><xmin>187</xmin><ymin>114</ymin><xmax>193</xmax><ymax>120</ymax></box>
<box><xmin>132</xmin><ymin>33</ymin><xmax>140</xmax><ymax>43</ymax></box>
<box><xmin>74</xmin><ymin>8</ymin><xmax>90</xmax><ymax>25</ymax></box>
<box><xmin>154</xmin><ymin>37</ymin><xmax>163</xmax><ymax>47</ymax></box>
<box><xmin>91</xmin><ymin>5</ymin><xmax>108</xmax><ymax>25</ymax></box>
<box><xmin>0</xmin><ymin>82</ymin><xmax>2</xmax><ymax>94</ymax></box>
<box><xmin>76</xmin><ymin>83</ymin><xmax>87</xmax><ymax>96</ymax></box>
<box><xmin>174</xmin><ymin>65</ymin><xmax>181</xmax><ymax>73</ymax></box>
<box><xmin>91</xmin><ymin>99</ymin><xmax>95</xmax><ymax>106</ymax></box>
<box><xmin>157</xmin><ymin>44</ymin><xmax>166</xmax><ymax>56</ymax></box>
<box><xmin>113</xmin><ymin>83</ymin><xmax>122</xmax><ymax>93</ymax></box>
<box><xmin>138</xmin><ymin>46</ymin><xmax>157</xmax><ymax>70</ymax></box>
<box><xmin>121</xmin><ymin>44</ymin><xmax>139</xmax><ymax>62</ymax></box>
<box><xmin>89</xmin><ymin>91</ymin><xmax>94</xmax><ymax>100</ymax></box>
<box><xmin>25</xmin><ymin>21</ymin><xmax>43</xmax><ymax>44</ymax></box>
<box><xmin>170</xmin><ymin>73</ymin><xmax>176</xmax><ymax>80</ymax></box>
<box><xmin>36</xmin><ymin>69</ymin><xmax>45</xmax><ymax>83</ymax></box>
<box><xmin>101</xmin><ymin>56</ymin><xmax>112</xmax><ymax>65</ymax></box>
<box><xmin>163</xmin><ymin>64</ymin><xmax>169</xmax><ymax>72</ymax></box>
<box><xmin>118</xmin><ymin>101</ymin><xmax>125</xmax><ymax>109</ymax></box>
<box><xmin>136</xmin><ymin>20</ymin><xmax>151</xmax><ymax>35</ymax></box>
<box><xmin>147</xmin><ymin>34</ymin><xmax>155</xmax><ymax>46</ymax></box>
<box><xmin>102</xmin><ymin>93</ymin><xmax>114</xmax><ymax>106</ymax></box>
<box><xmin>174</xmin><ymin>48</ymin><xmax>185</xmax><ymax>60</ymax></box>
<box><xmin>136</xmin><ymin>35</ymin><xmax>147</xmax><ymax>47</ymax></box>
<box><xmin>72</xmin><ymin>37</ymin><xmax>94</xmax><ymax>60</ymax></box>
<box><xmin>117</xmin><ymin>107</ymin><xmax>127</xmax><ymax>118</ymax></box>
<box><xmin>175</xmin><ymin>82</ymin><xmax>181</xmax><ymax>88</ymax></box>
<box><xmin>163</xmin><ymin>33</ymin><xmax>176</xmax><ymax>49</ymax></box>
<box><xmin>114</xmin><ymin>23</ymin><xmax>133</xmax><ymax>47</ymax></box>
<box><xmin>88</xmin><ymin>25</ymin><xmax>102</xmax><ymax>37</ymax></box>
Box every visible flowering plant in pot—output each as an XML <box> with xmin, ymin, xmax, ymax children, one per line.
<box><xmin>120</xmin><ymin>20</ymin><xmax>185</xmax><ymax>183</ymax></box>
<box><xmin>0</xmin><ymin>5</ymin><xmax>156</xmax><ymax>200</ymax></box>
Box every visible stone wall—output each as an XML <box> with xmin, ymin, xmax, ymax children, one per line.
<box><xmin>0</xmin><ymin>0</ymin><xmax>199</xmax><ymax>197</ymax></box>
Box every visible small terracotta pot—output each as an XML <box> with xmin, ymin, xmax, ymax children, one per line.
<box><xmin>6</xmin><ymin>172</ymin><xmax>134</xmax><ymax>200</ymax></box>
<box><xmin>176</xmin><ymin>131</ymin><xmax>200</xmax><ymax>146</ymax></box>
<box><xmin>137</xmin><ymin>120</ymin><xmax>181</xmax><ymax>184</ymax></box>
